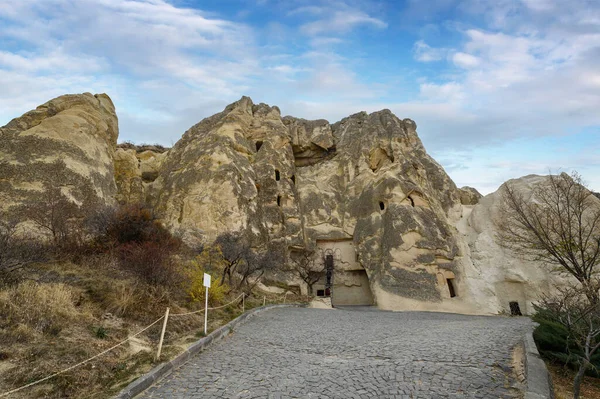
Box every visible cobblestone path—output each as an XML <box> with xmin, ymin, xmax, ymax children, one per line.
<box><xmin>140</xmin><ymin>307</ymin><xmax>533</xmax><ymax>399</ymax></box>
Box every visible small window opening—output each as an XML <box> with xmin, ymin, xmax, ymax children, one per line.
<box><xmin>355</xmin><ymin>253</ymin><xmax>359</xmax><ymax>262</ymax></box>
<box><xmin>408</xmin><ymin>195</ymin><xmax>415</xmax><ymax>207</ymax></box>
<box><xmin>277</xmin><ymin>195</ymin><xmax>282</xmax><ymax>206</ymax></box>
<box><xmin>316</xmin><ymin>289</ymin><xmax>325</xmax><ymax>297</ymax></box>
<box><xmin>291</xmin><ymin>175</ymin><xmax>296</xmax><ymax>185</ymax></box>
<box><xmin>446</xmin><ymin>278</ymin><xmax>456</xmax><ymax>298</ymax></box>
<box><xmin>255</xmin><ymin>141</ymin><xmax>263</xmax><ymax>151</ymax></box>
<box><xmin>509</xmin><ymin>301</ymin><xmax>522</xmax><ymax>316</ymax></box>
<box><xmin>275</xmin><ymin>169</ymin><xmax>280</xmax><ymax>181</ymax></box>
<box><xmin>379</xmin><ymin>201</ymin><xmax>385</xmax><ymax>211</ymax></box>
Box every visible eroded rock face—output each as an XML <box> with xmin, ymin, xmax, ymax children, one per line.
<box><xmin>0</xmin><ymin>93</ymin><xmax>118</xmax><ymax>209</ymax></box>
<box><xmin>458</xmin><ymin>186</ymin><xmax>482</xmax><ymax>205</ymax></box>
<box><xmin>3</xmin><ymin>93</ymin><xmax>575</xmax><ymax>315</ymax></box>
<box><xmin>114</xmin><ymin>145</ymin><xmax>168</xmax><ymax>204</ymax></box>
<box><xmin>114</xmin><ymin>148</ymin><xmax>144</xmax><ymax>204</ymax></box>
<box><xmin>152</xmin><ymin>97</ymin><xmax>301</xmax><ymax>247</ymax></box>
<box><xmin>455</xmin><ymin>175</ymin><xmax>581</xmax><ymax>314</ymax></box>
<box><xmin>153</xmin><ymin>98</ymin><xmax>474</xmax><ymax>312</ymax></box>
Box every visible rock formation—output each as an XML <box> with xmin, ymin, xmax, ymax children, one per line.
<box><xmin>458</xmin><ymin>186</ymin><xmax>482</xmax><ymax>205</ymax></box>
<box><xmin>147</xmin><ymin>97</ymin><xmax>473</xmax><ymax>312</ymax></box>
<box><xmin>454</xmin><ymin>175</ymin><xmax>582</xmax><ymax>314</ymax></box>
<box><xmin>3</xmin><ymin>93</ymin><xmax>591</xmax><ymax>316</ymax></box>
<box><xmin>114</xmin><ymin>143</ymin><xmax>168</xmax><ymax>204</ymax></box>
<box><xmin>0</xmin><ymin>93</ymin><xmax>118</xmax><ymax>212</ymax></box>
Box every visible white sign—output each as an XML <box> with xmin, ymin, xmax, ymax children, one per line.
<box><xmin>203</xmin><ymin>273</ymin><xmax>211</xmax><ymax>288</ymax></box>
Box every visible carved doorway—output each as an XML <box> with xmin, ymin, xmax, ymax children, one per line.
<box><xmin>325</xmin><ymin>254</ymin><xmax>334</xmax><ymax>297</ymax></box>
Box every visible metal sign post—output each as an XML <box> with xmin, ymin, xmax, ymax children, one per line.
<box><xmin>203</xmin><ymin>273</ymin><xmax>211</xmax><ymax>335</ymax></box>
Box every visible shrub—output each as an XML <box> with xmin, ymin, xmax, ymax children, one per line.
<box><xmin>102</xmin><ymin>204</ymin><xmax>176</xmax><ymax>247</ymax></box>
<box><xmin>117</xmin><ymin>241</ymin><xmax>183</xmax><ymax>287</ymax></box>
<box><xmin>533</xmin><ymin>307</ymin><xmax>600</xmax><ymax>377</ymax></box>
<box><xmin>93</xmin><ymin>204</ymin><xmax>184</xmax><ymax>289</ymax></box>
<box><xmin>186</xmin><ymin>259</ymin><xmax>229</xmax><ymax>304</ymax></box>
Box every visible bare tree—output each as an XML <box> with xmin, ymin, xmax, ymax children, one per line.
<box><xmin>0</xmin><ymin>213</ymin><xmax>46</xmax><ymax>284</ymax></box>
<box><xmin>24</xmin><ymin>183</ymin><xmax>80</xmax><ymax>246</ymax></box>
<box><xmin>288</xmin><ymin>249</ymin><xmax>325</xmax><ymax>295</ymax></box>
<box><xmin>534</xmin><ymin>284</ymin><xmax>600</xmax><ymax>399</ymax></box>
<box><xmin>215</xmin><ymin>232</ymin><xmax>250</xmax><ymax>286</ymax></box>
<box><xmin>236</xmin><ymin>244</ymin><xmax>285</xmax><ymax>291</ymax></box>
<box><xmin>498</xmin><ymin>172</ymin><xmax>600</xmax><ymax>303</ymax></box>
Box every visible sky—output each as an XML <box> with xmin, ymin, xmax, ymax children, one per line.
<box><xmin>0</xmin><ymin>0</ymin><xmax>598</xmax><ymax>194</ymax></box>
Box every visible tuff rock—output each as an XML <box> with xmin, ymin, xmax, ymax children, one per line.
<box><xmin>2</xmin><ymin>93</ymin><xmax>589</xmax><ymax>315</ymax></box>
<box><xmin>0</xmin><ymin>93</ymin><xmax>118</xmax><ymax>210</ymax></box>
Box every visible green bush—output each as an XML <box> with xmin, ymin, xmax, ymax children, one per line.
<box><xmin>533</xmin><ymin>313</ymin><xmax>600</xmax><ymax>377</ymax></box>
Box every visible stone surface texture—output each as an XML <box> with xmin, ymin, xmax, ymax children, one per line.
<box><xmin>454</xmin><ymin>175</ymin><xmax>578</xmax><ymax>315</ymax></box>
<box><xmin>458</xmin><ymin>186</ymin><xmax>482</xmax><ymax>205</ymax></box>
<box><xmin>0</xmin><ymin>93</ymin><xmax>118</xmax><ymax>209</ymax></box>
<box><xmin>139</xmin><ymin>307</ymin><xmax>533</xmax><ymax>399</ymax></box>
<box><xmin>114</xmin><ymin>146</ymin><xmax>168</xmax><ymax>204</ymax></box>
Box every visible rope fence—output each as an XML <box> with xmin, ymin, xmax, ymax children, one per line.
<box><xmin>0</xmin><ymin>315</ymin><xmax>165</xmax><ymax>398</ymax></box>
<box><xmin>169</xmin><ymin>293</ymin><xmax>245</xmax><ymax>317</ymax></box>
<box><xmin>0</xmin><ymin>288</ymin><xmax>294</xmax><ymax>398</ymax></box>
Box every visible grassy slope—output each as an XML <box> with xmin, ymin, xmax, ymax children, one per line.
<box><xmin>0</xmin><ymin>259</ymin><xmax>299</xmax><ymax>398</ymax></box>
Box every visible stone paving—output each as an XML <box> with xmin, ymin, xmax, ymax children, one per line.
<box><xmin>140</xmin><ymin>307</ymin><xmax>533</xmax><ymax>399</ymax></box>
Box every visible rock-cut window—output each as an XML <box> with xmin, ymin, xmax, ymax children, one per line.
<box><xmin>275</xmin><ymin>170</ymin><xmax>280</xmax><ymax>181</ymax></box>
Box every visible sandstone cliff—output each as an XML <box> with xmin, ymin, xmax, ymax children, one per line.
<box><xmin>0</xmin><ymin>93</ymin><xmax>118</xmax><ymax>211</ymax></box>
<box><xmin>149</xmin><ymin>97</ymin><xmax>474</xmax><ymax>312</ymax></box>
<box><xmin>3</xmin><ymin>93</ymin><xmax>586</xmax><ymax>316</ymax></box>
<box><xmin>454</xmin><ymin>175</ymin><xmax>590</xmax><ymax>314</ymax></box>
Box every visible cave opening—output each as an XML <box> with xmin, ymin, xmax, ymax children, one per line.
<box><xmin>277</xmin><ymin>195</ymin><xmax>282</xmax><ymax>206</ymax></box>
<box><xmin>291</xmin><ymin>175</ymin><xmax>296</xmax><ymax>185</ymax></box>
<box><xmin>379</xmin><ymin>201</ymin><xmax>385</xmax><ymax>211</ymax></box>
<box><xmin>509</xmin><ymin>301</ymin><xmax>522</xmax><ymax>316</ymax></box>
<box><xmin>256</xmin><ymin>141</ymin><xmax>263</xmax><ymax>151</ymax></box>
<box><xmin>447</xmin><ymin>278</ymin><xmax>456</xmax><ymax>298</ymax></box>
<box><xmin>275</xmin><ymin>169</ymin><xmax>280</xmax><ymax>181</ymax></box>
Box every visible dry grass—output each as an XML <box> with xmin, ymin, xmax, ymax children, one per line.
<box><xmin>0</xmin><ymin>258</ymin><xmax>306</xmax><ymax>398</ymax></box>
<box><xmin>0</xmin><ymin>281</ymin><xmax>85</xmax><ymax>338</ymax></box>
<box><xmin>548</xmin><ymin>362</ymin><xmax>600</xmax><ymax>399</ymax></box>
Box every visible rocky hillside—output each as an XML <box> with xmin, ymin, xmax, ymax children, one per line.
<box><xmin>1</xmin><ymin>93</ymin><xmax>585</xmax><ymax>315</ymax></box>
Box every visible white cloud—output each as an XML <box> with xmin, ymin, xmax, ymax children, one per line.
<box><xmin>419</xmin><ymin>82</ymin><xmax>464</xmax><ymax>103</ymax></box>
<box><xmin>452</xmin><ymin>52</ymin><xmax>480</xmax><ymax>68</ymax></box>
<box><xmin>300</xmin><ymin>10</ymin><xmax>387</xmax><ymax>36</ymax></box>
<box><xmin>413</xmin><ymin>40</ymin><xmax>446</xmax><ymax>62</ymax></box>
<box><xmin>292</xmin><ymin>1</ymin><xmax>387</xmax><ymax>38</ymax></box>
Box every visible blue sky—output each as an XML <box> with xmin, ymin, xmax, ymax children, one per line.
<box><xmin>0</xmin><ymin>0</ymin><xmax>598</xmax><ymax>194</ymax></box>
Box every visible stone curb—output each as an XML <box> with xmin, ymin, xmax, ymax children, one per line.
<box><xmin>114</xmin><ymin>303</ymin><xmax>306</xmax><ymax>399</ymax></box>
<box><xmin>523</xmin><ymin>332</ymin><xmax>554</xmax><ymax>399</ymax></box>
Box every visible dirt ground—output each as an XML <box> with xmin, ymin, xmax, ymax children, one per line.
<box><xmin>548</xmin><ymin>363</ymin><xmax>600</xmax><ymax>399</ymax></box>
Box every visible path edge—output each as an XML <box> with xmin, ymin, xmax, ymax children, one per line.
<box><xmin>115</xmin><ymin>303</ymin><xmax>306</xmax><ymax>399</ymax></box>
<box><xmin>523</xmin><ymin>332</ymin><xmax>554</xmax><ymax>399</ymax></box>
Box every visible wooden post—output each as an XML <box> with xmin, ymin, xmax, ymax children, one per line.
<box><xmin>156</xmin><ymin>307</ymin><xmax>170</xmax><ymax>361</ymax></box>
<box><xmin>204</xmin><ymin>286</ymin><xmax>209</xmax><ymax>336</ymax></box>
<box><xmin>283</xmin><ymin>292</ymin><xmax>288</xmax><ymax>304</ymax></box>
<box><xmin>242</xmin><ymin>293</ymin><xmax>245</xmax><ymax>313</ymax></box>
<box><xmin>263</xmin><ymin>296</ymin><xmax>266</xmax><ymax>306</ymax></box>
